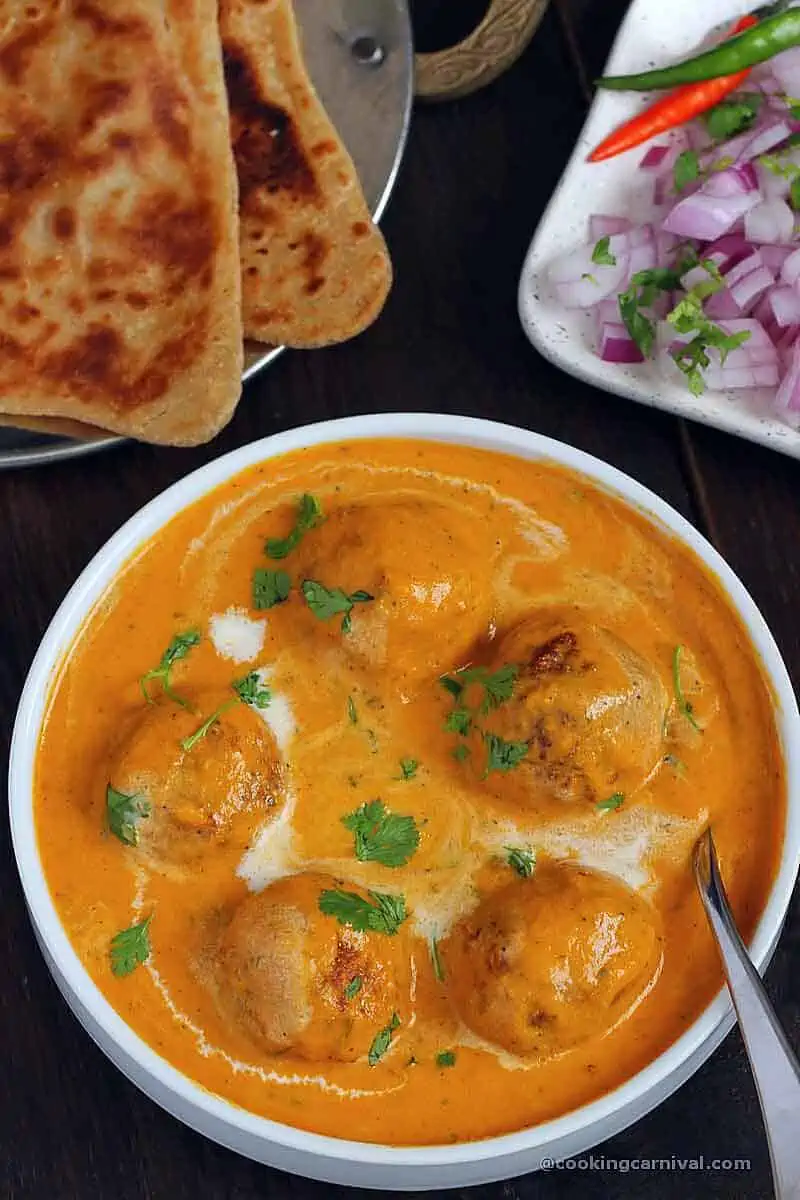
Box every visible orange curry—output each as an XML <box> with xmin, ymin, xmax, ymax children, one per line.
<box><xmin>34</xmin><ymin>439</ymin><xmax>785</xmax><ymax>1145</ymax></box>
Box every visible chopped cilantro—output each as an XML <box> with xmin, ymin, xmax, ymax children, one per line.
<box><xmin>110</xmin><ymin>915</ymin><xmax>152</xmax><ymax>977</ymax></box>
<box><xmin>591</xmin><ymin>236</ymin><xmax>616</xmax><ymax>267</ymax></box>
<box><xmin>430</xmin><ymin>937</ymin><xmax>445</xmax><ymax>982</ymax></box>
<box><xmin>506</xmin><ymin>845</ymin><xmax>536</xmax><ymax>878</ymax></box>
<box><xmin>704</xmin><ymin>94</ymin><xmax>762</xmax><ymax>141</ymax></box>
<box><xmin>443</xmin><ymin>664</ymin><xmax>518</xmax><ymax>714</ymax></box>
<box><xmin>667</xmin><ymin>293</ymin><xmax>750</xmax><ymax>396</ymax></box>
<box><xmin>232</xmin><ymin>671</ymin><xmax>271</xmax><ymax>709</ymax></box>
<box><xmin>483</xmin><ymin>732</ymin><xmax>528</xmax><ymax>777</ymax></box>
<box><xmin>673</xmin><ymin>149</ymin><xmax>700</xmax><ymax>193</ymax></box>
<box><xmin>318</xmin><ymin>888</ymin><xmax>408</xmax><ymax>935</ymax></box>
<box><xmin>347</xmin><ymin>695</ymin><xmax>358</xmax><ymax>725</ymax></box>
<box><xmin>436</xmin><ymin>1050</ymin><xmax>456</xmax><ymax>1068</ymax></box>
<box><xmin>301</xmin><ymin>579</ymin><xmax>374</xmax><ymax>633</ymax></box>
<box><xmin>368</xmin><ymin>1013</ymin><xmax>400</xmax><ymax>1066</ymax></box>
<box><xmin>452</xmin><ymin>743</ymin><xmax>470</xmax><ymax>763</ymax></box>
<box><xmin>139</xmin><ymin>629</ymin><xmax>200</xmax><ymax>707</ymax></box>
<box><xmin>672</xmin><ymin>644</ymin><xmax>702</xmax><ymax>733</ymax></box>
<box><xmin>342</xmin><ymin>799</ymin><xmax>420</xmax><ymax>867</ymax></box>
<box><xmin>106</xmin><ymin>785</ymin><xmax>150</xmax><ymax>847</ymax></box>
<box><xmin>265</xmin><ymin>494</ymin><xmax>323</xmax><ymax>559</ymax></box>
<box><xmin>397</xmin><ymin>757</ymin><xmax>418</xmax><ymax>781</ymax></box>
<box><xmin>252</xmin><ymin>568</ymin><xmax>291</xmax><ymax>610</ymax></box>
<box><xmin>791</xmin><ymin>175</ymin><xmax>800</xmax><ymax>213</ymax></box>
<box><xmin>597</xmin><ymin>791</ymin><xmax>625</xmax><ymax>812</ymax></box>
<box><xmin>444</xmin><ymin>708</ymin><xmax>472</xmax><ymax>736</ymax></box>
<box><xmin>344</xmin><ymin>975</ymin><xmax>363</xmax><ymax>1001</ymax></box>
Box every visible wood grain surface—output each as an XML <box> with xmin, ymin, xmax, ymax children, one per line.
<box><xmin>2</xmin><ymin>2</ymin><xmax>797</xmax><ymax>1197</ymax></box>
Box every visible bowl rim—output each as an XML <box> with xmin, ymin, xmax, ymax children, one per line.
<box><xmin>10</xmin><ymin>411</ymin><xmax>800</xmax><ymax>1168</ymax></box>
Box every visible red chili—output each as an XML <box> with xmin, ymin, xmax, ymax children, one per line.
<box><xmin>588</xmin><ymin>15</ymin><xmax>758</xmax><ymax>164</ymax></box>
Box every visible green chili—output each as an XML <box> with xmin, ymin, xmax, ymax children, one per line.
<box><xmin>598</xmin><ymin>7</ymin><xmax>799</xmax><ymax>92</ymax></box>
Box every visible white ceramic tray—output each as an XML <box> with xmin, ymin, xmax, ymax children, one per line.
<box><xmin>518</xmin><ymin>0</ymin><xmax>800</xmax><ymax>460</ymax></box>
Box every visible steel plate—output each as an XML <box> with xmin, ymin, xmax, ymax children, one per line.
<box><xmin>0</xmin><ymin>0</ymin><xmax>412</xmax><ymax>469</ymax></box>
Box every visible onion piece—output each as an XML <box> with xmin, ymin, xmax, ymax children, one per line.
<box><xmin>662</xmin><ymin>187</ymin><xmax>758</xmax><ymax>240</ymax></box>
<box><xmin>775</xmin><ymin>338</ymin><xmax>800</xmax><ymax>422</ymax></box>
<box><xmin>724</xmin><ymin>251</ymin><xmax>766</xmax><ymax>288</ymax></box>
<box><xmin>767</xmin><ymin>286</ymin><xmax>800</xmax><ymax>327</ymax></box>
<box><xmin>759</xmin><ymin>244</ymin><xmax>794</xmax><ymax>273</ymax></box>
<box><xmin>737</xmin><ymin>119</ymin><xmax>794</xmax><ymax>163</ymax></box>
<box><xmin>588</xmin><ymin>214</ymin><xmax>631</xmax><ymax>241</ymax></box>
<box><xmin>769</xmin><ymin>47</ymin><xmax>800</xmax><ymax>100</ymax></box>
<box><xmin>704</xmin><ymin>234</ymin><xmax>750</xmax><ymax>274</ymax></box>
<box><xmin>704</xmin><ymin>163</ymin><xmax>758</xmax><ymax>198</ymax></box>
<box><xmin>703</xmin><ymin>363</ymin><xmax>780</xmax><ymax>389</ymax></box>
<box><xmin>639</xmin><ymin>145</ymin><xmax>670</xmax><ymax>170</ymax></box>
<box><xmin>704</xmin><ymin>288</ymin><xmax>743</xmax><ymax>320</ymax></box>
<box><xmin>744</xmin><ymin>199</ymin><xmax>795</xmax><ymax>244</ymax></box>
<box><xmin>780</xmin><ymin>246</ymin><xmax>800</xmax><ymax>287</ymax></box>
<box><xmin>547</xmin><ymin>237</ymin><xmax>630</xmax><ymax>307</ymax></box>
<box><xmin>597</xmin><ymin>322</ymin><xmax>644</xmax><ymax>363</ymax></box>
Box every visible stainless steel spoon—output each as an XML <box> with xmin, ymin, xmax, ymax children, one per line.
<box><xmin>693</xmin><ymin>828</ymin><xmax>800</xmax><ymax>1200</ymax></box>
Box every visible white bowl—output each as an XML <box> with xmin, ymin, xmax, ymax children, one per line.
<box><xmin>10</xmin><ymin>413</ymin><xmax>800</xmax><ymax>1189</ymax></box>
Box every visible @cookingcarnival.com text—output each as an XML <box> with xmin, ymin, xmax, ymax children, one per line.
<box><xmin>541</xmin><ymin>1154</ymin><xmax>751</xmax><ymax>1173</ymax></box>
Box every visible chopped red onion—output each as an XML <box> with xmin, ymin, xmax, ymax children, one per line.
<box><xmin>598</xmin><ymin>322</ymin><xmax>645</xmax><ymax>363</ymax></box>
<box><xmin>662</xmin><ymin>187</ymin><xmax>758</xmax><ymax>240</ymax></box>
<box><xmin>744</xmin><ymin>198</ymin><xmax>795</xmax><ymax>244</ymax></box>
<box><xmin>639</xmin><ymin>144</ymin><xmax>670</xmax><ymax>170</ymax></box>
<box><xmin>723</xmin><ymin>251</ymin><xmax>766</xmax><ymax>288</ymax></box>
<box><xmin>705</xmin><ymin>234</ymin><xmax>750</xmax><ymax>274</ymax></box>
<box><xmin>758</xmin><ymin>244</ymin><xmax>794</xmax><ymax>273</ymax></box>
<box><xmin>704</xmin><ymin>288</ymin><xmax>744</xmax><ymax>320</ymax></box>
<box><xmin>589</xmin><ymin>214</ymin><xmax>631</xmax><ymax>241</ymax></box>
<box><xmin>775</xmin><ymin>338</ymin><xmax>800</xmax><ymax>420</ymax></box>
<box><xmin>767</xmin><ymin>286</ymin><xmax>800</xmax><ymax>327</ymax></box>
<box><xmin>704</xmin><ymin>163</ymin><xmax>758</xmax><ymax>198</ymax></box>
<box><xmin>547</xmin><ymin>237</ymin><xmax>631</xmax><ymax>307</ymax></box>
<box><xmin>780</xmin><ymin>246</ymin><xmax>800</xmax><ymax>287</ymax></box>
<box><xmin>737</xmin><ymin>120</ymin><xmax>794</xmax><ymax>163</ymax></box>
<box><xmin>768</xmin><ymin>48</ymin><xmax>800</xmax><ymax>100</ymax></box>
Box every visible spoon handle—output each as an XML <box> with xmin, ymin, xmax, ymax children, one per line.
<box><xmin>694</xmin><ymin>831</ymin><xmax>800</xmax><ymax>1200</ymax></box>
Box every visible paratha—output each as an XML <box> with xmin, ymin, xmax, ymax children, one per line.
<box><xmin>220</xmin><ymin>0</ymin><xmax>392</xmax><ymax>347</ymax></box>
<box><xmin>0</xmin><ymin>0</ymin><xmax>242</xmax><ymax>446</ymax></box>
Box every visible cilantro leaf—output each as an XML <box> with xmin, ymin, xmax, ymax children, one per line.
<box><xmin>483</xmin><ymin>732</ymin><xmax>529</xmax><ymax>777</ymax></box>
<box><xmin>265</xmin><ymin>494</ymin><xmax>324</xmax><ymax>559</ymax></box>
<box><xmin>318</xmin><ymin>888</ymin><xmax>408</xmax><ymax>935</ymax></box>
<box><xmin>110</xmin><ymin>915</ymin><xmax>152</xmax><ymax>977</ymax></box>
<box><xmin>368</xmin><ymin>1012</ymin><xmax>400</xmax><ymax>1066</ymax></box>
<box><xmin>673</xmin><ymin>149</ymin><xmax>700</xmax><ymax>193</ymax></box>
<box><xmin>347</xmin><ymin>695</ymin><xmax>358</xmax><ymax>725</ymax></box>
<box><xmin>106</xmin><ymin>784</ymin><xmax>151</xmax><ymax>846</ymax></box>
<box><xmin>505</xmin><ymin>845</ymin><xmax>536</xmax><ymax>878</ymax></box>
<box><xmin>667</xmin><ymin>295</ymin><xmax>750</xmax><ymax>395</ymax></box>
<box><xmin>791</xmin><ymin>175</ymin><xmax>800</xmax><ymax>213</ymax></box>
<box><xmin>301</xmin><ymin>579</ymin><xmax>374</xmax><ymax>633</ymax></box>
<box><xmin>591</xmin><ymin>236</ymin><xmax>616</xmax><ymax>267</ymax></box>
<box><xmin>619</xmin><ymin>286</ymin><xmax>656</xmax><ymax>357</ymax></box>
<box><xmin>430</xmin><ymin>937</ymin><xmax>445</xmax><ymax>982</ymax></box>
<box><xmin>444</xmin><ymin>708</ymin><xmax>472</xmax><ymax>736</ymax></box>
<box><xmin>180</xmin><ymin>696</ymin><xmax>239</xmax><ymax>751</ymax></box>
<box><xmin>704</xmin><ymin>94</ymin><xmax>762</xmax><ymax>141</ymax></box>
<box><xmin>139</xmin><ymin>629</ymin><xmax>200</xmax><ymax>707</ymax></box>
<box><xmin>436</xmin><ymin>1050</ymin><xmax>456</xmax><ymax>1068</ymax></box>
<box><xmin>596</xmin><ymin>791</ymin><xmax>625</xmax><ymax>812</ymax></box>
<box><xmin>439</xmin><ymin>675</ymin><xmax>464</xmax><ymax>700</ymax></box>
<box><xmin>672</xmin><ymin>644</ymin><xmax>702</xmax><ymax>733</ymax></box>
<box><xmin>397</xmin><ymin>757</ymin><xmax>418</xmax><ymax>781</ymax></box>
<box><xmin>452</xmin><ymin>743</ymin><xmax>470</xmax><ymax>763</ymax></box>
<box><xmin>252</xmin><ymin>568</ymin><xmax>291</xmax><ymax>610</ymax></box>
<box><xmin>455</xmin><ymin>664</ymin><xmax>518</xmax><ymax>714</ymax></box>
<box><xmin>232</xmin><ymin>671</ymin><xmax>271</xmax><ymax>709</ymax></box>
<box><xmin>342</xmin><ymin>799</ymin><xmax>420</xmax><ymax>867</ymax></box>
<box><xmin>344</xmin><ymin>975</ymin><xmax>363</xmax><ymax>1001</ymax></box>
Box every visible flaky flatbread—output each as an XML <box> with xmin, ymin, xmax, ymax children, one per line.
<box><xmin>0</xmin><ymin>0</ymin><xmax>242</xmax><ymax>446</ymax></box>
<box><xmin>220</xmin><ymin>0</ymin><xmax>392</xmax><ymax>347</ymax></box>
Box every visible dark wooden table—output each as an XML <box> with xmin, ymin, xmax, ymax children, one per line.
<box><xmin>3</xmin><ymin>2</ymin><xmax>798</xmax><ymax>1197</ymax></box>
